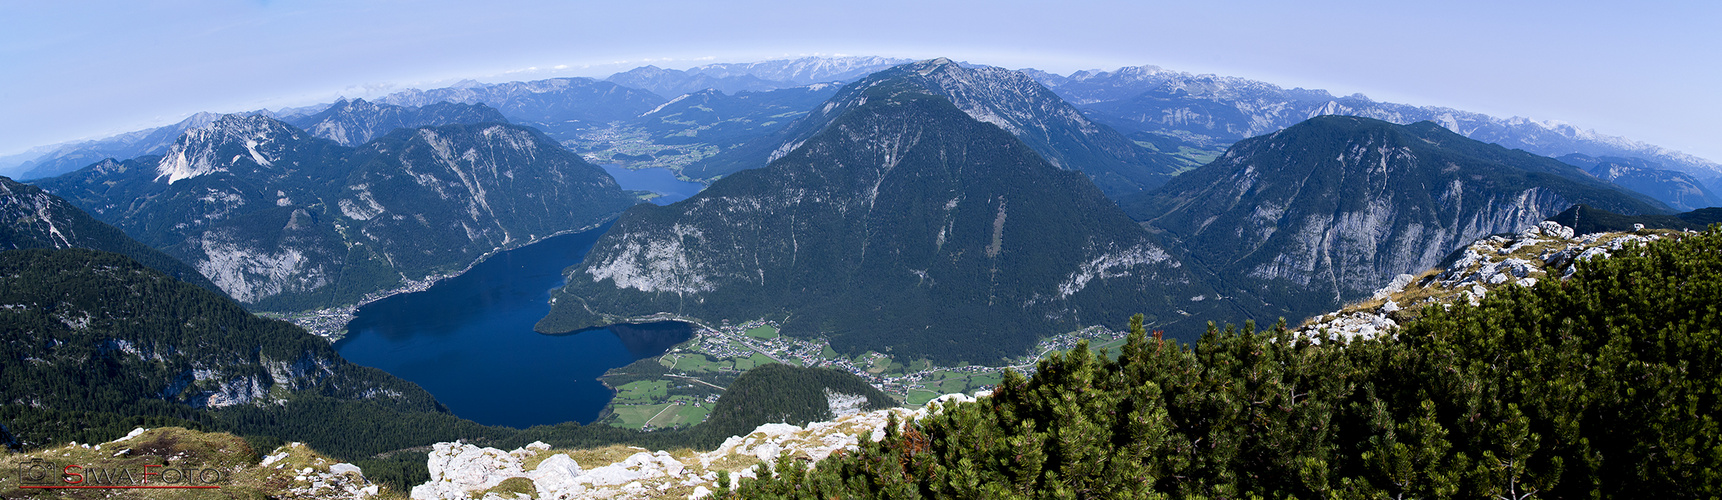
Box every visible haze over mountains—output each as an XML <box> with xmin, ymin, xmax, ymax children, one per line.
<box><xmin>6</xmin><ymin>55</ymin><xmax>1709</xmax><ymax>325</ymax></box>
<box><xmin>1026</xmin><ymin>65</ymin><xmax>1722</xmax><ymax>179</ymax></box>
<box><xmin>605</xmin><ymin>56</ymin><xmax>911</xmax><ymax>99</ymax></box>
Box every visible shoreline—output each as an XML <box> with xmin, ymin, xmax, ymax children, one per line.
<box><xmin>262</xmin><ymin>219</ymin><xmax>617</xmax><ymax>342</ymax></box>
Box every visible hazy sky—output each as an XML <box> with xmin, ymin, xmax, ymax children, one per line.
<box><xmin>3</xmin><ymin>1</ymin><xmax>1718</xmax><ymax>164</ymax></box>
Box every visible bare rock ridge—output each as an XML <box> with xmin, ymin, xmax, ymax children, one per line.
<box><xmin>408</xmin><ymin>393</ymin><xmax>983</xmax><ymax>500</ymax></box>
<box><xmin>1123</xmin><ymin>115</ymin><xmax>1669</xmax><ymax>322</ymax></box>
<box><xmin>538</xmin><ymin>86</ymin><xmax>1253</xmax><ymax>363</ymax></box>
<box><xmin>685</xmin><ymin>58</ymin><xmax>1185</xmax><ymax>199</ymax></box>
<box><xmin>35</xmin><ymin>113</ymin><xmax>636</xmax><ymax>312</ymax></box>
<box><xmin>1295</xmin><ymin>220</ymin><xmax>1682</xmax><ymax>339</ymax></box>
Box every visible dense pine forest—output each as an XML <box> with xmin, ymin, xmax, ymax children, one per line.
<box><xmin>717</xmin><ymin>227</ymin><xmax>1722</xmax><ymax>498</ymax></box>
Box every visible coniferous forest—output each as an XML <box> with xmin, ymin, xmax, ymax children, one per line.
<box><xmin>717</xmin><ymin>227</ymin><xmax>1722</xmax><ymax>499</ymax></box>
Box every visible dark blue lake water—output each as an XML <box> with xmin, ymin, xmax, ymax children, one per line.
<box><xmin>335</xmin><ymin>168</ymin><xmax>706</xmax><ymax>429</ymax></box>
<box><xmin>600</xmin><ymin>165</ymin><xmax>706</xmax><ymax>205</ymax></box>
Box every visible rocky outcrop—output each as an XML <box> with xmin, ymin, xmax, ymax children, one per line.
<box><xmin>411</xmin><ymin>393</ymin><xmax>985</xmax><ymax>500</ymax></box>
<box><xmin>1296</xmin><ymin>221</ymin><xmax>1684</xmax><ymax>340</ymax></box>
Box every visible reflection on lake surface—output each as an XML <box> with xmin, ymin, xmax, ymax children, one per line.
<box><xmin>335</xmin><ymin>224</ymin><xmax>691</xmax><ymax>428</ymax></box>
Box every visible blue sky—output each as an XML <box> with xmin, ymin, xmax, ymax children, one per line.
<box><xmin>2</xmin><ymin>0</ymin><xmax>1718</xmax><ymax>164</ymax></box>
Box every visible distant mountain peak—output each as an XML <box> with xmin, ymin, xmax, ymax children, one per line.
<box><xmin>155</xmin><ymin>114</ymin><xmax>302</xmax><ymax>184</ymax></box>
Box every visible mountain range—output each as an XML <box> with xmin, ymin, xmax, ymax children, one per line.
<box><xmin>605</xmin><ymin>55</ymin><xmax>910</xmax><ymax>99</ymax></box>
<box><xmin>285</xmin><ymin>98</ymin><xmax>509</xmax><ymax>147</ymax></box>
<box><xmin>9</xmin><ymin>112</ymin><xmax>226</xmax><ymax>181</ymax></box>
<box><xmin>1026</xmin><ymin>64</ymin><xmax>1722</xmax><ymax>180</ymax></box>
<box><xmin>537</xmin><ymin>72</ymin><xmax>1254</xmax><ymax>363</ymax></box>
<box><xmin>35</xmin><ymin>114</ymin><xmax>636</xmax><ymax>312</ymax></box>
<box><xmin>683</xmin><ymin>58</ymin><xmax>1187</xmax><ymax>199</ymax></box>
<box><xmin>12</xmin><ymin>55</ymin><xmax>1717</xmax><ymax>206</ymax></box>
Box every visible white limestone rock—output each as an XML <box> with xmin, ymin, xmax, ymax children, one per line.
<box><xmin>411</xmin><ymin>442</ymin><xmax>526</xmax><ymax>500</ymax></box>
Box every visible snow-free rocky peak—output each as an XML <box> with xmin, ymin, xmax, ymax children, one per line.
<box><xmin>1296</xmin><ymin>221</ymin><xmax>1687</xmax><ymax>341</ymax></box>
<box><xmin>155</xmin><ymin>114</ymin><xmax>306</xmax><ymax>184</ymax></box>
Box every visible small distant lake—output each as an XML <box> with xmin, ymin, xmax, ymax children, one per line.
<box><xmin>601</xmin><ymin>164</ymin><xmax>706</xmax><ymax>205</ymax></box>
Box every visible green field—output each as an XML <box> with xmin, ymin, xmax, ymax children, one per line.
<box><xmin>906</xmin><ymin>390</ymin><xmax>941</xmax><ymax>406</ymax></box>
<box><xmin>613</xmin><ymin>380</ymin><xmax>668</xmax><ymax>404</ymax></box>
<box><xmin>1090</xmin><ymin>337</ymin><xmax>1129</xmax><ymax>359</ymax></box>
<box><xmin>968</xmin><ymin>372</ymin><xmax>1002</xmax><ymax>389</ymax></box>
<box><xmin>609</xmin><ymin>404</ymin><xmax>665</xmax><ymax>428</ymax></box>
<box><xmin>744</xmin><ymin>325</ymin><xmax>779</xmax><ymax>339</ymax></box>
<box><xmin>609</xmin><ymin>400</ymin><xmax>712</xmax><ymax>429</ymax></box>
<box><xmin>734</xmin><ymin>352</ymin><xmax>777</xmax><ymax>371</ymax></box>
<box><xmin>647</xmin><ymin>401</ymin><xmax>711</xmax><ymax>428</ymax></box>
<box><xmin>668</xmin><ymin>353</ymin><xmax>731</xmax><ymax>372</ymax></box>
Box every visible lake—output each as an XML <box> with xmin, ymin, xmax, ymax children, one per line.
<box><xmin>601</xmin><ymin>164</ymin><xmax>706</xmax><ymax>205</ymax></box>
<box><xmin>335</xmin><ymin>166</ymin><xmax>706</xmax><ymax>428</ymax></box>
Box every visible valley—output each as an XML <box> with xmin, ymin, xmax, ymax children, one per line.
<box><xmin>2</xmin><ymin>50</ymin><xmax>1718</xmax><ymax>499</ymax></box>
<box><xmin>594</xmin><ymin>318</ymin><xmax>1126</xmax><ymax>431</ymax></box>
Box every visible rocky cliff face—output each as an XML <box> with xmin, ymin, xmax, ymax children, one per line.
<box><xmin>540</xmin><ymin>90</ymin><xmax>1247</xmax><ymax>363</ymax></box>
<box><xmin>686</xmin><ymin>58</ymin><xmax>1184</xmax><ymax>199</ymax></box>
<box><xmin>1125</xmin><ymin>116</ymin><xmax>1668</xmax><ymax>321</ymax></box>
<box><xmin>36</xmin><ymin>114</ymin><xmax>636</xmax><ymax>312</ymax></box>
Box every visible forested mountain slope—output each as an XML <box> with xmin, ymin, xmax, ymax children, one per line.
<box><xmin>540</xmin><ymin>86</ymin><xmax>1257</xmax><ymax>363</ymax></box>
<box><xmin>720</xmin><ymin>225</ymin><xmax>1722</xmax><ymax>499</ymax></box>
<box><xmin>686</xmin><ymin>58</ymin><xmax>1186</xmax><ymax>199</ymax></box>
<box><xmin>1</xmin><ymin>175</ymin><xmax>221</xmax><ymax>294</ymax></box>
